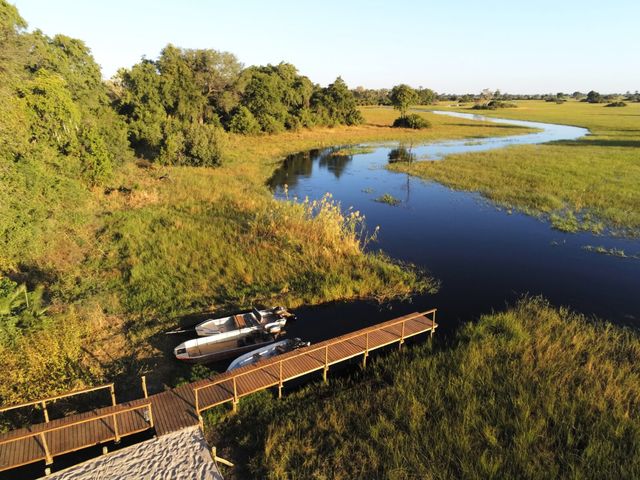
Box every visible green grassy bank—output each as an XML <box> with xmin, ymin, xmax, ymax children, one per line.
<box><xmin>391</xmin><ymin>101</ymin><xmax>640</xmax><ymax>235</ymax></box>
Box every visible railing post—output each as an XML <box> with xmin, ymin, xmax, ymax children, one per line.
<box><xmin>362</xmin><ymin>333</ymin><xmax>369</xmax><ymax>368</ymax></box>
<box><xmin>278</xmin><ymin>361</ymin><xmax>283</xmax><ymax>399</ymax></box>
<box><xmin>399</xmin><ymin>320</ymin><xmax>405</xmax><ymax>350</ymax></box>
<box><xmin>431</xmin><ymin>310</ymin><xmax>436</xmax><ymax>339</ymax></box>
<box><xmin>40</xmin><ymin>432</ymin><xmax>53</xmax><ymax>465</ymax></box>
<box><xmin>147</xmin><ymin>404</ymin><xmax>154</xmax><ymax>428</ymax></box>
<box><xmin>41</xmin><ymin>401</ymin><xmax>50</xmax><ymax>423</ymax></box>
<box><xmin>112</xmin><ymin>413</ymin><xmax>120</xmax><ymax>443</ymax></box>
<box><xmin>141</xmin><ymin>376</ymin><xmax>148</xmax><ymax>399</ymax></box>
<box><xmin>323</xmin><ymin>345</ymin><xmax>329</xmax><ymax>383</ymax></box>
<box><xmin>195</xmin><ymin>387</ymin><xmax>203</xmax><ymax>428</ymax></box>
<box><xmin>232</xmin><ymin>377</ymin><xmax>238</xmax><ymax>412</ymax></box>
<box><xmin>110</xmin><ymin>384</ymin><xmax>116</xmax><ymax>406</ymax></box>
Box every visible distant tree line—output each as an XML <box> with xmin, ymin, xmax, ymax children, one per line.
<box><xmin>352</xmin><ymin>86</ymin><xmax>437</xmax><ymax>106</ymax></box>
<box><xmin>431</xmin><ymin>89</ymin><xmax>639</xmax><ymax>104</ymax></box>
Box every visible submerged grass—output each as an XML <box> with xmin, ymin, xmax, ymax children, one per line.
<box><xmin>207</xmin><ymin>298</ymin><xmax>640</xmax><ymax>479</ymax></box>
<box><xmin>583</xmin><ymin>245</ymin><xmax>640</xmax><ymax>260</ymax></box>
<box><xmin>393</xmin><ymin>101</ymin><xmax>640</xmax><ymax>235</ymax></box>
<box><xmin>375</xmin><ymin>193</ymin><xmax>401</xmax><ymax>206</ymax></box>
<box><xmin>329</xmin><ymin>146</ymin><xmax>376</xmax><ymax>157</ymax></box>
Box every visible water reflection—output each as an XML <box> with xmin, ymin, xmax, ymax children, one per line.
<box><xmin>388</xmin><ymin>145</ymin><xmax>417</xmax><ymax>163</ymax></box>
<box><xmin>268</xmin><ymin>147</ymin><xmax>355</xmax><ymax>189</ymax></box>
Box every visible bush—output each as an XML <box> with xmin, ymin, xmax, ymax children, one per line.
<box><xmin>228</xmin><ymin>106</ymin><xmax>261</xmax><ymax>135</ymax></box>
<box><xmin>183</xmin><ymin>123</ymin><xmax>226</xmax><ymax>167</ymax></box>
<box><xmin>392</xmin><ymin>114</ymin><xmax>431</xmax><ymax>129</ymax></box>
<box><xmin>606</xmin><ymin>101</ymin><xmax>627</xmax><ymax>107</ymax></box>
<box><xmin>473</xmin><ymin>100</ymin><xmax>517</xmax><ymax>110</ymax></box>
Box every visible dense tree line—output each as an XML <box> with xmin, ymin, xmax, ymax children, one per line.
<box><xmin>113</xmin><ymin>47</ymin><xmax>362</xmax><ymax>165</ymax></box>
<box><xmin>1</xmin><ymin>0</ymin><xmax>364</xmax><ymax>175</ymax></box>
<box><xmin>0</xmin><ymin>1</ymin><xmax>129</xmax><ymax>185</ymax></box>
<box><xmin>0</xmin><ymin>0</ymin><xmax>131</xmax><ymax>271</ymax></box>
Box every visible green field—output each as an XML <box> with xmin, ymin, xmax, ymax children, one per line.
<box><xmin>206</xmin><ymin>298</ymin><xmax>640</xmax><ymax>479</ymax></box>
<box><xmin>391</xmin><ymin>101</ymin><xmax>640</xmax><ymax>234</ymax></box>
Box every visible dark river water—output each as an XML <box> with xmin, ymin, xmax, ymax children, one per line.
<box><xmin>268</xmin><ymin>112</ymin><xmax>640</xmax><ymax>342</ymax></box>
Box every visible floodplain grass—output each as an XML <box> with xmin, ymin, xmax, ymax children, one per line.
<box><xmin>1</xmin><ymin>107</ymin><xmax>517</xmax><ymax>404</ymax></box>
<box><xmin>206</xmin><ymin>298</ymin><xmax>640</xmax><ymax>480</ymax></box>
<box><xmin>392</xmin><ymin>100</ymin><xmax>640</xmax><ymax>235</ymax></box>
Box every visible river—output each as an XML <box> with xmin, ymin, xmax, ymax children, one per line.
<box><xmin>269</xmin><ymin>111</ymin><xmax>639</xmax><ymax>342</ymax></box>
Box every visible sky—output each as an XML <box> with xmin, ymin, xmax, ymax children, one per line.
<box><xmin>11</xmin><ymin>0</ymin><xmax>640</xmax><ymax>94</ymax></box>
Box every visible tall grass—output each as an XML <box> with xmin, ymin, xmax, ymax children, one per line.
<box><xmin>207</xmin><ymin>298</ymin><xmax>640</xmax><ymax>479</ymax></box>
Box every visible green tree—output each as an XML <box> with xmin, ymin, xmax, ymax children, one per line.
<box><xmin>228</xmin><ymin>106</ymin><xmax>261</xmax><ymax>134</ymax></box>
<box><xmin>417</xmin><ymin>87</ymin><xmax>436</xmax><ymax>105</ymax></box>
<box><xmin>586</xmin><ymin>90</ymin><xmax>602</xmax><ymax>103</ymax></box>
<box><xmin>390</xmin><ymin>84</ymin><xmax>418</xmax><ymax>118</ymax></box>
<box><xmin>313</xmin><ymin>77</ymin><xmax>363</xmax><ymax>126</ymax></box>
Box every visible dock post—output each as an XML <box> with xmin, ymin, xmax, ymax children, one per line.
<box><xmin>110</xmin><ymin>384</ymin><xmax>116</xmax><ymax>406</ymax></box>
<box><xmin>41</xmin><ymin>401</ymin><xmax>50</xmax><ymax>423</ymax></box>
<box><xmin>399</xmin><ymin>321</ymin><xmax>405</xmax><ymax>350</ymax></box>
<box><xmin>141</xmin><ymin>376</ymin><xmax>148</xmax><ymax>398</ymax></box>
<box><xmin>112</xmin><ymin>413</ymin><xmax>120</xmax><ymax>443</ymax></box>
<box><xmin>323</xmin><ymin>345</ymin><xmax>329</xmax><ymax>384</ymax></box>
<box><xmin>278</xmin><ymin>361</ymin><xmax>283</xmax><ymax>399</ymax></box>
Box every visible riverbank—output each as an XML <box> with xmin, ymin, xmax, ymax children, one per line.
<box><xmin>392</xmin><ymin>101</ymin><xmax>640</xmax><ymax>235</ymax></box>
<box><xmin>1</xmin><ymin>107</ymin><xmax>524</xmax><ymax>408</ymax></box>
<box><xmin>205</xmin><ymin>298</ymin><xmax>640</xmax><ymax>479</ymax></box>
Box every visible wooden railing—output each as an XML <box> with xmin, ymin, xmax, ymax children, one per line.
<box><xmin>0</xmin><ymin>402</ymin><xmax>153</xmax><ymax>468</ymax></box>
<box><xmin>193</xmin><ymin>309</ymin><xmax>437</xmax><ymax>420</ymax></box>
<box><xmin>0</xmin><ymin>383</ymin><xmax>116</xmax><ymax>424</ymax></box>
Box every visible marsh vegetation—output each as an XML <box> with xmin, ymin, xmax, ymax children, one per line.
<box><xmin>206</xmin><ymin>298</ymin><xmax>640</xmax><ymax>479</ymax></box>
<box><xmin>393</xmin><ymin>101</ymin><xmax>640</xmax><ymax>235</ymax></box>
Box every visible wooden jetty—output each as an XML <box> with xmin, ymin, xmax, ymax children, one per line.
<box><xmin>0</xmin><ymin>309</ymin><xmax>437</xmax><ymax>474</ymax></box>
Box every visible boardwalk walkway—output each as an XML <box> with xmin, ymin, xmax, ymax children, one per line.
<box><xmin>0</xmin><ymin>310</ymin><xmax>437</xmax><ymax>473</ymax></box>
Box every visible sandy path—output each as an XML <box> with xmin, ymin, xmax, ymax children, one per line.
<box><xmin>48</xmin><ymin>427</ymin><xmax>223</xmax><ymax>480</ymax></box>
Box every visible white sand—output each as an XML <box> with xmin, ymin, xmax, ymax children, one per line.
<box><xmin>47</xmin><ymin>427</ymin><xmax>223</xmax><ymax>480</ymax></box>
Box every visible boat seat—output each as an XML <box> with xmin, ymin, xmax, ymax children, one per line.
<box><xmin>234</xmin><ymin>314</ymin><xmax>247</xmax><ymax>329</ymax></box>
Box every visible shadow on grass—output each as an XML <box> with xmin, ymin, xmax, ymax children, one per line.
<box><xmin>554</xmin><ymin>138</ymin><xmax>640</xmax><ymax>148</ymax></box>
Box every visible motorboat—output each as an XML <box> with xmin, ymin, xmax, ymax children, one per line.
<box><xmin>174</xmin><ymin>332</ymin><xmax>278</xmax><ymax>364</ymax></box>
<box><xmin>194</xmin><ymin>306</ymin><xmax>294</xmax><ymax>337</ymax></box>
<box><xmin>226</xmin><ymin>338</ymin><xmax>310</xmax><ymax>371</ymax></box>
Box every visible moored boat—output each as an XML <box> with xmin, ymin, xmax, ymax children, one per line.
<box><xmin>194</xmin><ymin>306</ymin><xmax>294</xmax><ymax>337</ymax></box>
<box><xmin>226</xmin><ymin>338</ymin><xmax>310</xmax><ymax>371</ymax></box>
<box><xmin>174</xmin><ymin>332</ymin><xmax>277</xmax><ymax>364</ymax></box>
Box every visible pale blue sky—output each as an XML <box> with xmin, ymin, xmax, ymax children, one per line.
<box><xmin>11</xmin><ymin>0</ymin><xmax>640</xmax><ymax>93</ymax></box>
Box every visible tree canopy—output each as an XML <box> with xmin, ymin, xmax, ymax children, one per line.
<box><xmin>390</xmin><ymin>84</ymin><xmax>419</xmax><ymax>118</ymax></box>
<box><xmin>114</xmin><ymin>49</ymin><xmax>363</xmax><ymax>164</ymax></box>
